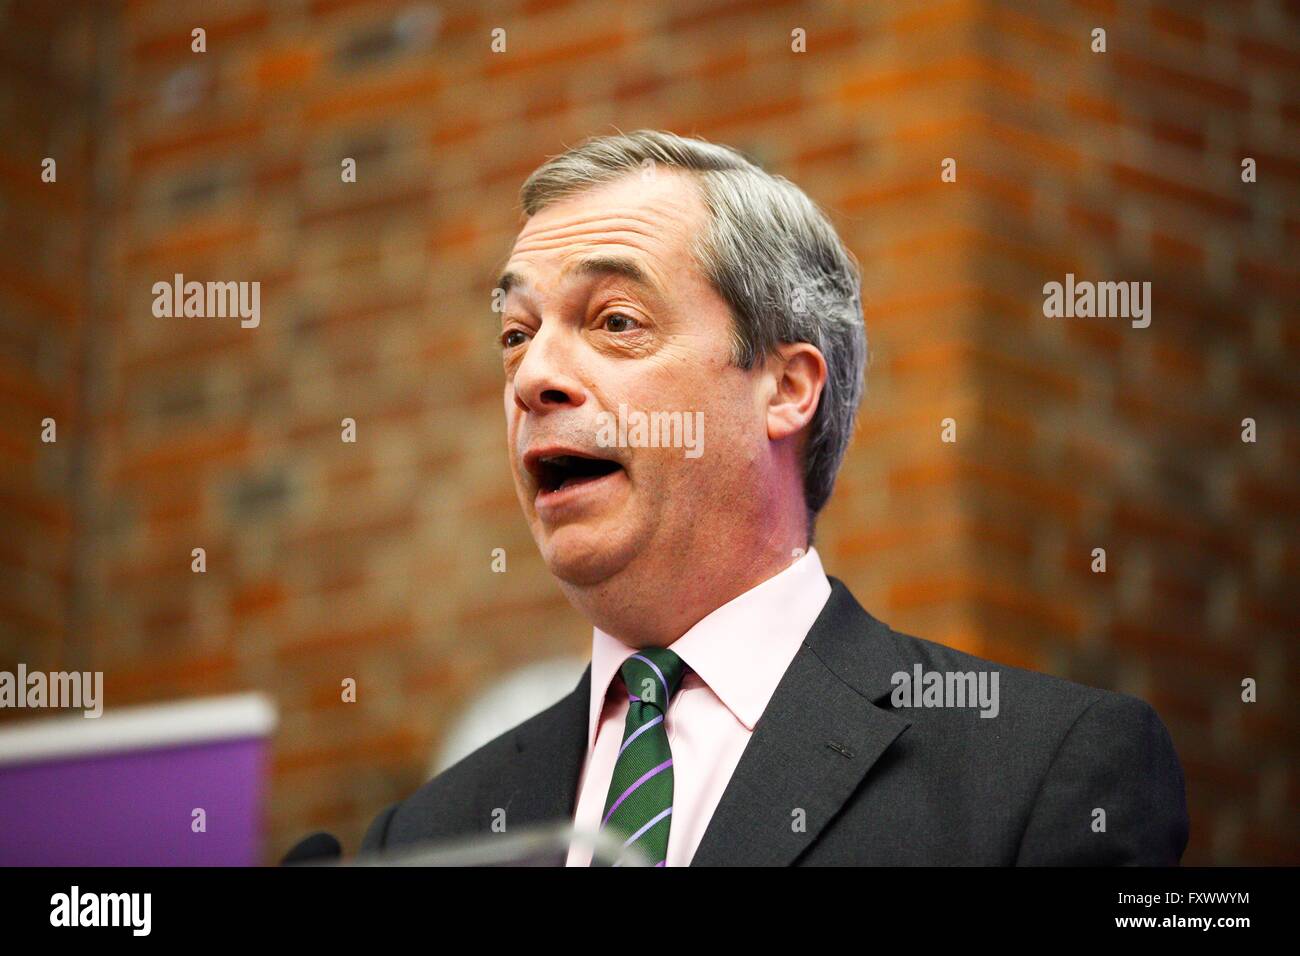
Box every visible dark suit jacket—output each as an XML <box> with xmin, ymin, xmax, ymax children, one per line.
<box><xmin>361</xmin><ymin>578</ymin><xmax>1189</xmax><ymax>864</ymax></box>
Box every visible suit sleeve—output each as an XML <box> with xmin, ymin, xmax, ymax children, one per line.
<box><xmin>359</xmin><ymin>801</ymin><xmax>399</xmax><ymax>857</ymax></box>
<box><xmin>1014</xmin><ymin>693</ymin><xmax>1189</xmax><ymax>865</ymax></box>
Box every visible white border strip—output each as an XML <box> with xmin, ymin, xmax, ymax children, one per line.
<box><xmin>0</xmin><ymin>692</ymin><xmax>277</xmax><ymax>767</ymax></box>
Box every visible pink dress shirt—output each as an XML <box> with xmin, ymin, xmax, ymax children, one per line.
<box><xmin>565</xmin><ymin>547</ymin><xmax>832</xmax><ymax>866</ymax></box>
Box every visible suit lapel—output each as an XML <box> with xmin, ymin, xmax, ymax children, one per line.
<box><xmin>495</xmin><ymin>666</ymin><xmax>591</xmax><ymax>839</ymax></box>
<box><xmin>690</xmin><ymin>578</ymin><xmax>912</xmax><ymax>866</ymax></box>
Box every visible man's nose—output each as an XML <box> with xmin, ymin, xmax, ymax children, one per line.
<box><xmin>511</xmin><ymin>325</ymin><xmax>587</xmax><ymax>414</ymax></box>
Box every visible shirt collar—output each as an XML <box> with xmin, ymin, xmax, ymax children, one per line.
<box><xmin>586</xmin><ymin>546</ymin><xmax>832</xmax><ymax>750</ymax></box>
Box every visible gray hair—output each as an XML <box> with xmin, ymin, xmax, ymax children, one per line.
<box><xmin>519</xmin><ymin>129</ymin><xmax>866</xmax><ymax>532</ymax></box>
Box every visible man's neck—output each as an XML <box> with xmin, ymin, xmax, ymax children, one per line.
<box><xmin>561</xmin><ymin>538</ymin><xmax>811</xmax><ymax>648</ymax></box>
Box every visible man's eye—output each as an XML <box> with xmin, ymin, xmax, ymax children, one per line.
<box><xmin>501</xmin><ymin>328</ymin><xmax>529</xmax><ymax>349</ymax></box>
<box><xmin>602</xmin><ymin>313</ymin><xmax>640</xmax><ymax>333</ymax></box>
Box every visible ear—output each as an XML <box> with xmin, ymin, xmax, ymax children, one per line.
<box><xmin>766</xmin><ymin>342</ymin><xmax>827</xmax><ymax>443</ymax></box>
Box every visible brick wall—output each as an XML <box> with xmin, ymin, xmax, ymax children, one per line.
<box><xmin>3</xmin><ymin>0</ymin><xmax>1295</xmax><ymax>865</ymax></box>
<box><xmin>0</xmin><ymin>3</ymin><xmax>99</xmax><ymax>688</ymax></box>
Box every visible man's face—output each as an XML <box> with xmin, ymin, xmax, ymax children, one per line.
<box><xmin>498</xmin><ymin>170</ymin><xmax>766</xmax><ymax>591</ymax></box>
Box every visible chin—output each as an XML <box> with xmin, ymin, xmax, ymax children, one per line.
<box><xmin>537</xmin><ymin>521</ymin><xmax>640</xmax><ymax>588</ymax></box>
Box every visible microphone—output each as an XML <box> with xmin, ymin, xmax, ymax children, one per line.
<box><xmin>281</xmin><ymin>831</ymin><xmax>342</xmax><ymax>865</ymax></box>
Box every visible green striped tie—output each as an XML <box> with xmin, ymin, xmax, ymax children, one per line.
<box><xmin>595</xmin><ymin>647</ymin><xmax>688</xmax><ymax>867</ymax></box>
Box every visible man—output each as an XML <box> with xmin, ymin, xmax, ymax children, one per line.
<box><xmin>360</xmin><ymin>130</ymin><xmax>1188</xmax><ymax>865</ymax></box>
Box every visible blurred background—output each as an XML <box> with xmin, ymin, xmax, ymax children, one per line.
<box><xmin>0</xmin><ymin>0</ymin><xmax>1295</xmax><ymax>865</ymax></box>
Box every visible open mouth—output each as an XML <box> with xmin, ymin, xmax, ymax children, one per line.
<box><xmin>533</xmin><ymin>454</ymin><xmax>624</xmax><ymax>494</ymax></box>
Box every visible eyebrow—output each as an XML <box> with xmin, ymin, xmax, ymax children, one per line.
<box><xmin>495</xmin><ymin>255</ymin><xmax>658</xmax><ymax>301</ymax></box>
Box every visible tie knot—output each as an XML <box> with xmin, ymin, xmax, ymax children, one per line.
<box><xmin>620</xmin><ymin>647</ymin><xmax>687</xmax><ymax>713</ymax></box>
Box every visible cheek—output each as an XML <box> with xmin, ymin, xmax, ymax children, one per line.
<box><xmin>697</xmin><ymin>365</ymin><xmax>756</xmax><ymax>426</ymax></box>
<box><xmin>650</xmin><ymin>384</ymin><xmax>756</xmax><ymax>490</ymax></box>
<box><xmin>504</xmin><ymin>385</ymin><xmax>523</xmax><ymax>428</ymax></box>
<box><xmin>625</xmin><ymin>354</ymin><xmax>717</xmax><ymax>410</ymax></box>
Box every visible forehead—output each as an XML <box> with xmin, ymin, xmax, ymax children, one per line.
<box><xmin>501</xmin><ymin>170</ymin><xmax>709</xmax><ymax>298</ymax></box>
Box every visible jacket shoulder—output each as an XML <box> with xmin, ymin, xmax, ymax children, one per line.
<box><xmin>884</xmin><ymin>625</ymin><xmax>1108</xmax><ymax>713</ymax></box>
<box><xmin>877</xmin><ymin>621</ymin><xmax>1187</xmax><ymax>862</ymax></box>
<box><xmin>880</xmin><ymin>622</ymin><xmax>1180</xmax><ymax>744</ymax></box>
<box><xmin>359</xmin><ymin>686</ymin><xmax>582</xmax><ymax>856</ymax></box>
